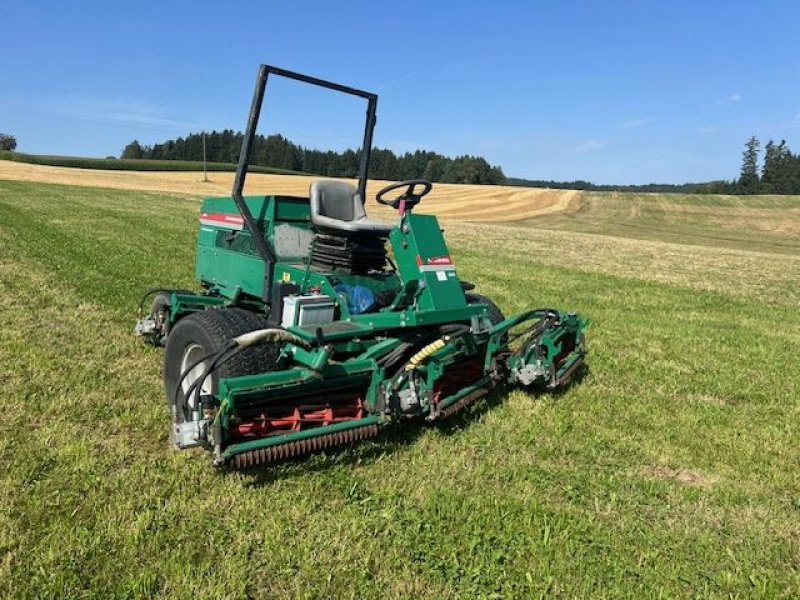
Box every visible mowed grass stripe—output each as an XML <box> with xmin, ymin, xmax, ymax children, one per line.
<box><xmin>1</xmin><ymin>180</ymin><xmax>798</xmax><ymax>598</ymax></box>
<box><xmin>519</xmin><ymin>191</ymin><xmax>800</xmax><ymax>256</ymax></box>
<box><xmin>0</xmin><ymin>181</ymin><xmax>198</xmax><ymax>316</ymax></box>
<box><xmin>447</xmin><ymin>221</ymin><xmax>800</xmax><ymax>307</ymax></box>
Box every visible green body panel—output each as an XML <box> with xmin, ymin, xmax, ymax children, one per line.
<box><xmin>168</xmin><ymin>292</ymin><xmax>226</xmax><ymax>321</ymax></box>
<box><xmin>196</xmin><ymin>195</ymin><xmax>312</xmax><ymax>300</ymax></box>
<box><xmin>195</xmin><ymin>249</ymin><xmax>265</xmax><ymax>300</ymax></box>
<box><xmin>390</xmin><ymin>213</ymin><xmax>467</xmax><ymax>311</ymax></box>
<box><xmin>191</xmin><ymin>194</ymin><xmax>484</xmax><ymax>329</ymax></box>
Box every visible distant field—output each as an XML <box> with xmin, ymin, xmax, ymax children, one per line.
<box><xmin>0</xmin><ymin>150</ymin><xmax>306</xmax><ymax>175</ymax></box>
<box><xmin>0</xmin><ymin>159</ymin><xmax>578</xmax><ymax>222</ymax></box>
<box><xmin>1</xmin><ymin>179</ymin><xmax>798</xmax><ymax>598</ymax></box>
<box><xmin>518</xmin><ymin>191</ymin><xmax>800</xmax><ymax>256</ymax></box>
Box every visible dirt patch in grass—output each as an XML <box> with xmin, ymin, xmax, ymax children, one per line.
<box><xmin>643</xmin><ymin>465</ymin><xmax>716</xmax><ymax>487</ymax></box>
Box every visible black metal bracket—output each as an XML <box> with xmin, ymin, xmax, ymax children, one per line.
<box><xmin>231</xmin><ymin>64</ymin><xmax>379</xmax><ymax>305</ymax></box>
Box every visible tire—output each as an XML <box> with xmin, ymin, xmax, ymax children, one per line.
<box><xmin>465</xmin><ymin>292</ymin><xmax>505</xmax><ymax>326</ymax></box>
<box><xmin>466</xmin><ymin>292</ymin><xmax>507</xmax><ymax>350</ymax></box>
<box><xmin>163</xmin><ymin>308</ymin><xmax>279</xmax><ymax>420</ymax></box>
<box><xmin>151</xmin><ymin>288</ymin><xmax>194</xmax><ymax>344</ymax></box>
<box><xmin>151</xmin><ymin>291</ymin><xmax>172</xmax><ymax>316</ymax></box>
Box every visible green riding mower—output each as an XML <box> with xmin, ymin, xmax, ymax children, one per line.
<box><xmin>135</xmin><ymin>65</ymin><xmax>588</xmax><ymax>468</ymax></box>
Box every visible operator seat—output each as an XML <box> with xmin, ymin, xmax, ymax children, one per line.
<box><xmin>309</xmin><ymin>180</ymin><xmax>392</xmax><ymax>236</ymax></box>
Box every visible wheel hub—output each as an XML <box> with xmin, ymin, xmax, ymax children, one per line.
<box><xmin>180</xmin><ymin>343</ymin><xmax>212</xmax><ymax>409</ymax></box>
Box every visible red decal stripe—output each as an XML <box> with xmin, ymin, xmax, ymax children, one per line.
<box><xmin>427</xmin><ymin>255</ymin><xmax>453</xmax><ymax>266</ymax></box>
<box><xmin>199</xmin><ymin>212</ymin><xmax>245</xmax><ymax>227</ymax></box>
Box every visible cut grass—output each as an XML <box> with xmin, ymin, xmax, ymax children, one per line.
<box><xmin>0</xmin><ymin>180</ymin><xmax>798</xmax><ymax>598</ymax></box>
<box><xmin>0</xmin><ymin>160</ymin><xmax>579</xmax><ymax>222</ymax></box>
<box><xmin>516</xmin><ymin>191</ymin><xmax>800</xmax><ymax>256</ymax></box>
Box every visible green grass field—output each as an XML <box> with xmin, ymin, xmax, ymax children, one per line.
<box><xmin>0</xmin><ymin>180</ymin><xmax>798</xmax><ymax>598</ymax></box>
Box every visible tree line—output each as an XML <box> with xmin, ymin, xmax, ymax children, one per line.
<box><xmin>697</xmin><ymin>136</ymin><xmax>800</xmax><ymax>195</ymax></box>
<box><xmin>121</xmin><ymin>131</ymin><xmax>506</xmax><ymax>185</ymax></box>
<box><xmin>506</xmin><ymin>178</ymin><xmax>706</xmax><ymax>193</ymax></box>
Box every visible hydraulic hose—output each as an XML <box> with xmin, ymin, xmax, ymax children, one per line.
<box><xmin>506</xmin><ymin>309</ymin><xmax>561</xmax><ymax>358</ymax></box>
<box><xmin>172</xmin><ymin>347</ymin><xmax>224</xmax><ymax>415</ymax></box>
<box><xmin>190</xmin><ymin>344</ymin><xmax>241</xmax><ymax>414</ymax></box>
<box><xmin>175</xmin><ymin>328</ymin><xmax>314</xmax><ymax>421</ymax></box>
<box><xmin>405</xmin><ymin>339</ymin><xmax>446</xmax><ymax>371</ymax></box>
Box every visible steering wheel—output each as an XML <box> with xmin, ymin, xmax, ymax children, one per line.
<box><xmin>376</xmin><ymin>179</ymin><xmax>433</xmax><ymax>213</ymax></box>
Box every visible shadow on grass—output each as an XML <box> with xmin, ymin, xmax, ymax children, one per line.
<box><xmin>238</xmin><ymin>365</ymin><xmax>590</xmax><ymax>487</ymax></box>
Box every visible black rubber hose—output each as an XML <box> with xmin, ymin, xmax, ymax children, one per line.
<box><xmin>507</xmin><ymin>320</ymin><xmax>546</xmax><ymax>345</ymax></box>
<box><xmin>172</xmin><ymin>348</ymin><xmax>224</xmax><ymax>413</ymax></box>
<box><xmin>377</xmin><ymin>342</ymin><xmax>414</xmax><ymax>370</ymax></box>
<box><xmin>377</xmin><ymin>327</ymin><xmax>441</xmax><ymax>370</ymax></box>
<box><xmin>439</xmin><ymin>323</ymin><xmax>471</xmax><ymax>335</ymax></box>
<box><xmin>189</xmin><ymin>344</ymin><xmax>243</xmax><ymax>416</ymax></box>
<box><xmin>137</xmin><ymin>287</ymin><xmax>175</xmax><ymax>318</ymax></box>
<box><xmin>507</xmin><ymin>310</ymin><xmax>562</xmax><ymax>356</ymax></box>
<box><xmin>175</xmin><ymin>341</ymin><xmax>238</xmax><ymax>421</ymax></box>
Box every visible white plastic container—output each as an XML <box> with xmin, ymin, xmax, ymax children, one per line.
<box><xmin>281</xmin><ymin>295</ymin><xmax>336</xmax><ymax>328</ymax></box>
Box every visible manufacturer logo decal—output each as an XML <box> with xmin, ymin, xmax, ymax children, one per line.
<box><xmin>426</xmin><ymin>255</ymin><xmax>453</xmax><ymax>266</ymax></box>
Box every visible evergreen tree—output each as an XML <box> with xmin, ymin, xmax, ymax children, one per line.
<box><xmin>738</xmin><ymin>136</ymin><xmax>760</xmax><ymax>194</ymax></box>
<box><xmin>760</xmin><ymin>139</ymin><xmax>800</xmax><ymax>194</ymax></box>
<box><xmin>761</xmin><ymin>140</ymin><xmax>777</xmax><ymax>192</ymax></box>
<box><xmin>774</xmin><ymin>140</ymin><xmax>795</xmax><ymax>194</ymax></box>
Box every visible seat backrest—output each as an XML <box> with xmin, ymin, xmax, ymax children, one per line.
<box><xmin>309</xmin><ymin>180</ymin><xmax>366</xmax><ymax>224</ymax></box>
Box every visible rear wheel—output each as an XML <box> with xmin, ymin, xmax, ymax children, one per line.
<box><xmin>148</xmin><ymin>288</ymin><xmax>193</xmax><ymax>345</ymax></box>
<box><xmin>163</xmin><ymin>308</ymin><xmax>279</xmax><ymax>421</ymax></box>
<box><xmin>466</xmin><ymin>292</ymin><xmax>507</xmax><ymax>351</ymax></box>
<box><xmin>465</xmin><ymin>292</ymin><xmax>505</xmax><ymax>326</ymax></box>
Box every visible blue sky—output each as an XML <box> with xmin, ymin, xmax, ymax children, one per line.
<box><xmin>2</xmin><ymin>0</ymin><xmax>799</xmax><ymax>184</ymax></box>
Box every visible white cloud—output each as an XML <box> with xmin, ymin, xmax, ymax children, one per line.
<box><xmin>568</xmin><ymin>139</ymin><xmax>607</xmax><ymax>154</ymax></box>
<box><xmin>713</xmin><ymin>93</ymin><xmax>742</xmax><ymax>107</ymax></box>
<box><xmin>696</xmin><ymin>126</ymin><xmax>717</xmax><ymax>134</ymax></box>
<box><xmin>34</xmin><ymin>94</ymin><xmax>198</xmax><ymax>132</ymax></box>
<box><xmin>621</xmin><ymin>117</ymin><xmax>655</xmax><ymax>129</ymax></box>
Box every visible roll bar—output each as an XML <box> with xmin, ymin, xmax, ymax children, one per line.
<box><xmin>230</xmin><ymin>64</ymin><xmax>379</xmax><ymax>298</ymax></box>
